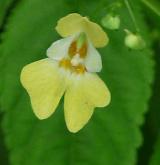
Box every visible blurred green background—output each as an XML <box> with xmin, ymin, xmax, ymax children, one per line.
<box><xmin>0</xmin><ymin>0</ymin><xmax>160</xmax><ymax>164</ymax></box>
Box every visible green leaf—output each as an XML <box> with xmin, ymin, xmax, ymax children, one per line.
<box><xmin>0</xmin><ymin>113</ymin><xmax>9</xmax><ymax>164</ymax></box>
<box><xmin>0</xmin><ymin>1</ymin><xmax>18</xmax><ymax>164</ymax></box>
<box><xmin>147</xmin><ymin>37</ymin><xmax>160</xmax><ymax>165</ymax></box>
<box><xmin>0</xmin><ymin>0</ymin><xmax>14</xmax><ymax>27</ymax></box>
<box><xmin>138</xmin><ymin>42</ymin><xmax>160</xmax><ymax>164</ymax></box>
<box><xmin>0</xmin><ymin>0</ymin><xmax>154</xmax><ymax>165</ymax></box>
<box><xmin>150</xmin><ymin>134</ymin><xmax>160</xmax><ymax>165</ymax></box>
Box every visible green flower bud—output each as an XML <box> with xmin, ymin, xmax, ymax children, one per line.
<box><xmin>124</xmin><ymin>29</ymin><xmax>146</xmax><ymax>50</ymax></box>
<box><xmin>101</xmin><ymin>14</ymin><xmax>120</xmax><ymax>30</ymax></box>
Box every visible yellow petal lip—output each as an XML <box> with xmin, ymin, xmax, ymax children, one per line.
<box><xmin>55</xmin><ymin>13</ymin><xmax>109</xmax><ymax>48</ymax></box>
<box><xmin>64</xmin><ymin>73</ymin><xmax>111</xmax><ymax>133</ymax></box>
<box><xmin>64</xmin><ymin>82</ymin><xmax>94</xmax><ymax>133</ymax></box>
<box><xmin>82</xmin><ymin>73</ymin><xmax>111</xmax><ymax>108</ymax></box>
<box><xmin>20</xmin><ymin>59</ymin><xmax>66</xmax><ymax>120</ymax></box>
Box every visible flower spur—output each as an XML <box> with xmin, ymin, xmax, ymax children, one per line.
<box><xmin>21</xmin><ymin>13</ymin><xmax>111</xmax><ymax>133</ymax></box>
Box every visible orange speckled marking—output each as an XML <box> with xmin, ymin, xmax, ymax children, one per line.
<box><xmin>74</xmin><ymin>64</ymin><xmax>86</xmax><ymax>74</ymax></box>
<box><xmin>59</xmin><ymin>59</ymin><xmax>71</xmax><ymax>69</ymax></box>
<box><xmin>79</xmin><ymin>43</ymin><xmax>87</xmax><ymax>58</ymax></box>
<box><xmin>68</xmin><ymin>41</ymin><xmax>77</xmax><ymax>57</ymax></box>
<box><xmin>68</xmin><ymin>41</ymin><xmax>88</xmax><ymax>58</ymax></box>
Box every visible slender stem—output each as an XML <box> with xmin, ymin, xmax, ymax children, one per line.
<box><xmin>141</xmin><ymin>0</ymin><xmax>160</xmax><ymax>16</ymax></box>
<box><xmin>124</xmin><ymin>0</ymin><xmax>140</xmax><ymax>32</ymax></box>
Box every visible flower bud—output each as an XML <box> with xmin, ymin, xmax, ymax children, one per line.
<box><xmin>124</xmin><ymin>29</ymin><xmax>146</xmax><ymax>50</ymax></box>
<box><xmin>101</xmin><ymin>14</ymin><xmax>120</xmax><ymax>30</ymax></box>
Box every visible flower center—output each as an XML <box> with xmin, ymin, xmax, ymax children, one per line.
<box><xmin>59</xmin><ymin>33</ymin><xmax>87</xmax><ymax>74</ymax></box>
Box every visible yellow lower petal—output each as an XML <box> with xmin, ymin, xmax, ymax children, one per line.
<box><xmin>64</xmin><ymin>73</ymin><xmax>110</xmax><ymax>133</ymax></box>
<box><xmin>64</xmin><ymin>81</ymin><xmax>94</xmax><ymax>133</ymax></box>
<box><xmin>21</xmin><ymin>58</ymin><xmax>66</xmax><ymax>119</ymax></box>
<box><xmin>82</xmin><ymin>73</ymin><xmax>111</xmax><ymax>107</ymax></box>
<box><xmin>56</xmin><ymin>13</ymin><xmax>109</xmax><ymax>48</ymax></box>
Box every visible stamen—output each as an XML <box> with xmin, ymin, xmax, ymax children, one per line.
<box><xmin>71</xmin><ymin>54</ymin><xmax>83</xmax><ymax>66</ymax></box>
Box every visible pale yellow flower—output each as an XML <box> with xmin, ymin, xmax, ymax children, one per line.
<box><xmin>21</xmin><ymin>13</ymin><xmax>111</xmax><ymax>133</ymax></box>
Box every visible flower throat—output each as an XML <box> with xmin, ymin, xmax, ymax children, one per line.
<box><xmin>59</xmin><ymin>33</ymin><xmax>88</xmax><ymax>74</ymax></box>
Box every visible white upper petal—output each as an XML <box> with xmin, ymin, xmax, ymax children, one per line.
<box><xmin>84</xmin><ymin>40</ymin><xmax>102</xmax><ymax>72</ymax></box>
<box><xmin>46</xmin><ymin>35</ymin><xmax>75</xmax><ymax>60</ymax></box>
